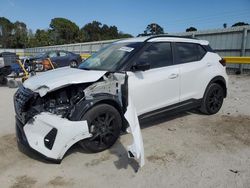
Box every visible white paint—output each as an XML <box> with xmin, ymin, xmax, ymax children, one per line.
<box><xmin>127</xmin><ymin>64</ymin><xmax>180</xmax><ymax>116</ymax></box>
<box><xmin>24</xmin><ymin>112</ymin><xmax>92</xmax><ymax>160</ymax></box>
<box><xmin>148</xmin><ymin>37</ymin><xmax>209</xmax><ymax>45</ymax></box>
<box><xmin>20</xmin><ymin>36</ymin><xmax>228</xmax><ymax>167</ymax></box>
<box><xmin>118</xmin><ymin>46</ymin><xmax>134</xmax><ymax>52</ymax></box>
<box><xmin>179</xmin><ymin>52</ymin><xmax>228</xmax><ymax>101</ymax></box>
<box><xmin>115</xmin><ymin>36</ymin><xmax>149</xmax><ymax>43</ymax></box>
<box><xmin>23</xmin><ymin>67</ymin><xmax>107</xmax><ymax>96</ymax></box>
<box><xmin>116</xmin><ymin>36</ymin><xmax>209</xmax><ymax>45</ymax></box>
<box><xmin>124</xmin><ymin>95</ymin><xmax>145</xmax><ymax>167</ymax></box>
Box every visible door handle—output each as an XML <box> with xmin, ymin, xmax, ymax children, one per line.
<box><xmin>168</xmin><ymin>73</ymin><xmax>179</xmax><ymax>79</ymax></box>
<box><xmin>207</xmin><ymin>62</ymin><xmax>212</xmax><ymax>67</ymax></box>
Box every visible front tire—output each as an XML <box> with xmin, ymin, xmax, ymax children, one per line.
<box><xmin>200</xmin><ymin>83</ymin><xmax>224</xmax><ymax>115</ymax></box>
<box><xmin>79</xmin><ymin>104</ymin><xmax>122</xmax><ymax>153</ymax></box>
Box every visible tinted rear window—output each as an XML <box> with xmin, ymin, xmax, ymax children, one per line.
<box><xmin>175</xmin><ymin>43</ymin><xmax>206</xmax><ymax>64</ymax></box>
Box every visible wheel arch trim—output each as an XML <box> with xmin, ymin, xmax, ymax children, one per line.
<box><xmin>71</xmin><ymin>94</ymin><xmax>125</xmax><ymax>123</ymax></box>
<box><xmin>205</xmin><ymin>76</ymin><xmax>227</xmax><ymax>98</ymax></box>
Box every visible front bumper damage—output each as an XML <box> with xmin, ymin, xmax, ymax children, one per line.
<box><xmin>125</xmin><ymin>95</ymin><xmax>145</xmax><ymax>167</ymax></box>
<box><xmin>21</xmin><ymin>112</ymin><xmax>91</xmax><ymax>160</ymax></box>
<box><xmin>14</xmin><ymin>71</ymin><xmax>145</xmax><ymax>167</ymax></box>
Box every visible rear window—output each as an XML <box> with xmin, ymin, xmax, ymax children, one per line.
<box><xmin>175</xmin><ymin>43</ymin><xmax>206</xmax><ymax>64</ymax></box>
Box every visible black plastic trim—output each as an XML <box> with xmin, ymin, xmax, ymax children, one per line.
<box><xmin>70</xmin><ymin>93</ymin><xmax>124</xmax><ymax>121</ymax></box>
<box><xmin>205</xmin><ymin>76</ymin><xmax>227</xmax><ymax>98</ymax></box>
<box><xmin>139</xmin><ymin>99</ymin><xmax>202</xmax><ymax>120</ymax></box>
<box><xmin>44</xmin><ymin>128</ymin><xmax>57</xmax><ymax>150</ymax></box>
<box><xmin>202</xmin><ymin>45</ymin><xmax>215</xmax><ymax>53</ymax></box>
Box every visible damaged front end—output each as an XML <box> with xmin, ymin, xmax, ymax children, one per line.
<box><xmin>14</xmin><ymin>71</ymin><xmax>144</xmax><ymax>167</ymax></box>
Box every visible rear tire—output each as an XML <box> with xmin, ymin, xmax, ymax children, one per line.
<box><xmin>79</xmin><ymin>104</ymin><xmax>122</xmax><ymax>153</ymax></box>
<box><xmin>70</xmin><ymin>60</ymin><xmax>78</xmax><ymax>68</ymax></box>
<box><xmin>200</xmin><ymin>83</ymin><xmax>224</xmax><ymax>115</ymax></box>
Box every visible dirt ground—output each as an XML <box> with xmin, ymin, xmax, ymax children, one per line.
<box><xmin>0</xmin><ymin>75</ymin><xmax>250</xmax><ymax>188</ymax></box>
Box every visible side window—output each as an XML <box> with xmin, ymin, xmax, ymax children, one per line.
<box><xmin>48</xmin><ymin>51</ymin><xmax>58</xmax><ymax>58</ymax></box>
<box><xmin>197</xmin><ymin>45</ymin><xmax>206</xmax><ymax>59</ymax></box>
<box><xmin>135</xmin><ymin>42</ymin><xmax>173</xmax><ymax>69</ymax></box>
<box><xmin>175</xmin><ymin>43</ymin><xmax>206</xmax><ymax>64</ymax></box>
<box><xmin>59</xmin><ymin>51</ymin><xmax>67</xmax><ymax>57</ymax></box>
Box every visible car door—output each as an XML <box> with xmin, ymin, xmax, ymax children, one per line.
<box><xmin>57</xmin><ymin>51</ymin><xmax>71</xmax><ymax>67</ymax></box>
<box><xmin>48</xmin><ymin>51</ymin><xmax>59</xmax><ymax>67</ymax></box>
<box><xmin>127</xmin><ymin>42</ymin><xmax>180</xmax><ymax>116</ymax></box>
<box><xmin>174</xmin><ymin>42</ymin><xmax>209</xmax><ymax>101</ymax></box>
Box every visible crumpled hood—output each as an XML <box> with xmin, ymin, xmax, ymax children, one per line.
<box><xmin>24</xmin><ymin>67</ymin><xmax>107</xmax><ymax>96</ymax></box>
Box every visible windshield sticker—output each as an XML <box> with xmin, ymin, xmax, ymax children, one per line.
<box><xmin>118</xmin><ymin>46</ymin><xmax>134</xmax><ymax>52</ymax></box>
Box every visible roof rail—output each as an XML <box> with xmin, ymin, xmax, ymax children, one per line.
<box><xmin>144</xmin><ymin>34</ymin><xmax>197</xmax><ymax>42</ymax></box>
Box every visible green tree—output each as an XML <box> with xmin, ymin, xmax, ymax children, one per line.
<box><xmin>143</xmin><ymin>23</ymin><xmax>164</xmax><ymax>35</ymax></box>
<box><xmin>0</xmin><ymin>16</ymin><xmax>133</xmax><ymax>48</ymax></box>
<box><xmin>107</xmin><ymin>25</ymin><xmax>119</xmax><ymax>38</ymax></box>
<box><xmin>0</xmin><ymin>17</ymin><xmax>14</xmax><ymax>48</ymax></box>
<box><xmin>35</xmin><ymin>29</ymin><xmax>50</xmax><ymax>46</ymax></box>
<box><xmin>118</xmin><ymin>31</ymin><xmax>133</xmax><ymax>38</ymax></box>
<box><xmin>11</xmin><ymin>21</ymin><xmax>28</xmax><ymax>48</ymax></box>
<box><xmin>100</xmin><ymin>24</ymin><xmax>109</xmax><ymax>40</ymax></box>
<box><xmin>100</xmin><ymin>24</ymin><xmax>121</xmax><ymax>40</ymax></box>
<box><xmin>49</xmin><ymin>18</ymin><xmax>80</xmax><ymax>44</ymax></box>
<box><xmin>75</xmin><ymin>29</ymin><xmax>86</xmax><ymax>42</ymax></box>
<box><xmin>186</xmin><ymin>27</ymin><xmax>197</xmax><ymax>32</ymax></box>
<box><xmin>81</xmin><ymin>21</ymin><xmax>102</xmax><ymax>41</ymax></box>
<box><xmin>232</xmin><ymin>22</ymin><xmax>249</xmax><ymax>27</ymax></box>
<box><xmin>81</xmin><ymin>21</ymin><xmax>127</xmax><ymax>41</ymax></box>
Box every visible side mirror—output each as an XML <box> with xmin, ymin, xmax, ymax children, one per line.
<box><xmin>131</xmin><ymin>63</ymin><xmax>150</xmax><ymax>72</ymax></box>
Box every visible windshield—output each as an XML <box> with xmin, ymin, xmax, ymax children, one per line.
<box><xmin>78</xmin><ymin>42</ymin><xmax>142</xmax><ymax>71</ymax></box>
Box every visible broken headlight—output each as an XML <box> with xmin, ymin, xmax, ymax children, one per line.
<box><xmin>44</xmin><ymin>93</ymin><xmax>71</xmax><ymax>117</ymax></box>
<box><xmin>43</xmin><ymin>87</ymin><xmax>85</xmax><ymax>118</ymax></box>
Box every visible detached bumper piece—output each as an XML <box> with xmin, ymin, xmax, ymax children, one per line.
<box><xmin>124</xmin><ymin>96</ymin><xmax>145</xmax><ymax>167</ymax></box>
<box><xmin>16</xmin><ymin>112</ymin><xmax>92</xmax><ymax>161</ymax></box>
<box><xmin>16</xmin><ymin>116</ymin><xmax>61</xmax><ymax>163</ymax></box>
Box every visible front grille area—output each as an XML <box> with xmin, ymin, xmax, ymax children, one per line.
<box><xmin>16</xmin><ymin>116</ymin><xmax>28</xmax><ymax>145</ymax></box>
<box><xmin>14</xmin><ymin>85</ymin><xmax>34</xmax><ymax>124</ymax></box>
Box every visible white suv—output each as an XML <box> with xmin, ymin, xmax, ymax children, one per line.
<box><xmin>14</xmin><ymin>36</ymin><xmax>228</xmax><ymax>165</ymax></box>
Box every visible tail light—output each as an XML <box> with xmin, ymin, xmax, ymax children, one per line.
<box><xmin>219</xmin><ymin>58</ymin><xmax>226</xmax><ymax>67</ymax></box>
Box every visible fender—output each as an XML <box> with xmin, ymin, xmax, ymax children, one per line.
<box><xmin>204</xmin><ymin>76</ymin><xmax>227</xmax><ymax>98</ymax></box>
<box><xmin>70</xmin><ymin>93</ymin><xmax>124</xmax><ymax>121</ymax></box>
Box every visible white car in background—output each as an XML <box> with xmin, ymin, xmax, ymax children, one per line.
<box><xmin>14</xmin><ymin>35</ymin><xmax>228</xmax><ymax>167</ymax></box>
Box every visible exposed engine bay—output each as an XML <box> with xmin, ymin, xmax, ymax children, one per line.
<box><xmin>14</xmin><ymin>70</ymin><xmax>144</xmax><ymax>167</ymax></box>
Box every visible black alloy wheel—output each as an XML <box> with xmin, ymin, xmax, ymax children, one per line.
<box><xmin>70</xmin><ymin>61</ymin><xmax>78</xmax><ymax>68</ymax></box>
<box><xmin>201</xmin><ymin>83</ymin><xmax>224</xmax><ymax>115</ymax></box>
<box><xmin>79</xmin><ymin>104</ymin><xmax>122</xmax><ymax>152</ymax></box>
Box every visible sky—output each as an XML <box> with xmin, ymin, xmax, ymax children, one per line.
<box><xmin>0</xmin><ymin>0</ymin><xmax>250</xmax><ymax>36</ymax></box>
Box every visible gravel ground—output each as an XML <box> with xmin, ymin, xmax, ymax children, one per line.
<box><xmin>0</xmin><ymin>75</ymin><xmax>250</xmax><ymax>188</ymax></box>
